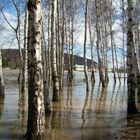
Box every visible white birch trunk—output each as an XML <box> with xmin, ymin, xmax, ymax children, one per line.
<box><xmin>88</xmin><ymin>0</ymin><xmax>95</xmax><ymax>84</ymax></box>
<box><xmin>121</xmin><ymin>0</ymin><xmax>126</xmax><ymax>82</ymax></box>
<box><xmin>109</xmin><ymin>0</ymin><xmax>116</xmax><ymax>83</ymax></box>
<box><xmin>84</xmin><ymin>0</ymin><xmax>90</xmax><ymax>92</ymax></box>
<box><xmin>51</xmin><ymin>0</ymin><xmax>59</xmax><ymax>101</ymax></box>
<box><xmin>42</xmin><ymin>26</ymin><xmax>51</xmax><ymax>114</ymax></box>
<box><xmin>60</xmin><ymin>0</ymin><xmax>65</xmax><ymax>89</ymax></box>
<box><xmin>47</xmin><ymin>0</ymin><xmax>52</xmax><ymax>89</ymax></box>
<box><xmin>95</xmin><ymin>0</ymin><xmax>106</xmax><ymax>87</ymax></box>
<box><xmin>22</xmin><ymin>0</ymin><xmax>28</xmax><ymax>94</ymax></box>
<box><xmin>26</xmin><ymin>0</ymin><xmax>45</xmax><ymax>138</ymax></box>
<box><xmin>127</xmin><ymin>0</ymin><xmax>137</xmax><ymax>114</ymax></box>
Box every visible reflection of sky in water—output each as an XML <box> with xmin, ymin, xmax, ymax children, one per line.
<box><xmin>47</xmin><ymin>72</ymin><xmax>127</xmax><ymax>140</ymax></box>
<box><xmin>0</xmin><ymin>70</ymin><xmax>128</xmax><ymax>140</ymax></box>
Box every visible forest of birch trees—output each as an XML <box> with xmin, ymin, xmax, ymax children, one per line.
<box><xmin>0</xmin><ymin>0</ymin><xmax>140</xmax><ymax>139</ymax></box>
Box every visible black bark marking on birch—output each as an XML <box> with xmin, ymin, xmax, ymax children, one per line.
<box><xmin>28</xmin><ymin>0</ymin><xmax>37</xmax><ymax>12</ymax></box>
<box><xmin>38</xmin><ymin>17</ymin><xmax>42</xmax><ymax>24</ymax></box>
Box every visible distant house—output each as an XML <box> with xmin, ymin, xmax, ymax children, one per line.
<box><xmin>64</xmin><ymin>54</ymin><xmax>97</xmax><ymax>70</ymax></box>
<box><xmin>74</xmin><ymin>64</ymin><xmax>96</xmax><ymax>72</ymax></box>
<box><xmin>74</xmin><ymin>64</ymin><xmax>84</xmax><ymax>71</ymax></box>
<box><xmin>108</xmin><ymin>68</ymin><xmax>112</xmax><ymax>72</ymax></box>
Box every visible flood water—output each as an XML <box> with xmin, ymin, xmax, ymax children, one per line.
<box><xmin>0</xmin><ymin>69</ymin><xmax>139</xmax><ymax>140</ymax></box>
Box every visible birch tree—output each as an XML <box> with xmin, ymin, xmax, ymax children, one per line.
<box><xmin>95</xmin><ymin>0</ymin><xmax>106</xmax><ymax>87</ymax></box>
<box><xmin>63</xmin><ymin>0</ymin><xmax>71</xmax><ymax>84</ymax></box>
<box><xmin>127</xmin><ymin>0</ymin><xmax>137</xmax><ymax>114</ymax></box>
<box><xmin>60</xmin><ymin>0</ymin><xmax>66</xmax><ymax>89</ymax></box>
<box><xmin>0</xmin><ymin>0</ymin><xmax>24</xmax><ymax>95</ymax></box>
<box><xmin>55</xmin><ymin>0</ymin><xmax>64</xmax><ymax>90</ymax></box>
<box><xmin>121</xmin><ymin>0</ymin><xmax>127</xmax><ymax>82</ymax></box>
<box><xmin>45</xmin><ymin>0</ymin><xmax>51</xmax><ymax>90</ymax></box>
<box><xmin>84</xmin><ymin>0</ymin><xmax>90</xmax><ymax>92</ymax></box>
<box><xmin>133</xmin><ymin>0</ymin><xmax>140</xmax><ymax>95</ymax></box>
<box><xmin>22</xmin><ymin>0</ymin><xmax>28</xmax><ymax>94</ymax></box>
<box><xmin>67</xmin><ymin>0</ymin><xmax>74</xmax><ymax>82</ymax></box>
<box><xmin>88</xmin><ymin>0</ymin><xmax>95</xmax><ymax>84</ymax></box>
<box><xmin>51</xmin><ymin>0</ymin><xmax>59</xmax><ymax>101</ymax></box>
<box><xmin>66</xmin><ymin>0</ymin><xmax>78</xmax><ymax>83</ymax></box>
<box><xmin>109</xmin><ymin>0</ymin><xmax>116</xmax><ymax>83</ymax></box>
<box><xmin>104</xmin><ymin>25</ymin><xmax>109</xmax><ymax>83</ymax></box>
<box><xmin>26</xmin><ymin>0</ymin><xmax>45</xmax><ymax>138</ymax></box>
<box><xmin>42</xmin><ymin>26</ymin><xmax>51</xmax><ymax>113</ymax></box>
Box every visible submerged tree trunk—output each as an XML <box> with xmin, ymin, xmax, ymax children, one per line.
<box><xmin>113</xmin><ymin>37</ymin><xmax>121</xmax><ymax>84</ymax></box>
<box><xmin>104</xmin><ymin>26</ymin><xmax>109</xmax><ymax>83</ymax></box>
<box><xmin>67</xmin><ymin>28</ymin><xmax>72</xmax><ymax>82</ymax></box>
<box><xmin>22</xmin><ymin>0</ymin><xmax>28</xmax><ymax>95</ymax></box>
<box><xmin>67</xmin><ymin>0</ymin><xmax>77</xmax><ymax>83</ymax></box>
<box><xmin>56</xmin><ymin>0</ymin><xmax>61</xmax><ymax>87</ymax></box>
<box><xmin>67</xmin><ymin>1</ymin><xmax>73</xmax><ymax>83</ymax></box>
<box><xmin>13</xmin><ymin>0</ymin><xmax>24</xmax><ymax>96</ymax></box>
<box><xmin>51</xmin><ymin>0</ymin><xmax>59</xmax><ymax>101</ymax></box>
<box><xmin>42</xmin><ymin>27</ymin><xmax>51</xmax><ymax>114</ymax></box>
<box><xmin>0</xmin><ymin>49</ymin><xmax>4</xmax><ymax>97</ymax></box>
<box><xmin>109</xmin><ymin>0</ymin><xmax>116</xmax><ymax>84</ymax></box>
<box><xmin>71</xmin><ymin>14</ymin><xmax>74</xmax><ymax>83</ymax></box>
<box><xmin>26</xmin><ymin>0</ymin><xmax>45</xmax><ymax>139</ymax></box>
<box><xmin>88</xmin><ymin>0</ymin><xmax>95</xmax><ymax>84</ymax></box>
<box><xmin>46</xmin><ymin>0</ymin><xmax>51</xmax><ymax>90</ymax></box>
<box><xmin>121</xmin><ymin>0</ymin><xmax>126</xmax><ymax>82</ymax></box>
<box><xmin>127</xmin><ymin>0</ymin><xmax>137</xmax><ymax>115</ymax></box>
<box><xmin>63</xmin><ymin>0</ymin><xmax>71</xmax><ymax>84</ymax></box>
<box><xmin>84</xmin><ymin>0</ymin><xmax>90</xmax><ymax>92</ymax></box>
<box><xmin>95</xmin><ymin>0</ymin><xmax>106</xmax><ymax>87</ymax></box>
<box><xmin>60</xmin><ymin>0</ymin><xmax>65</xmax><ymax>90</ymax></box>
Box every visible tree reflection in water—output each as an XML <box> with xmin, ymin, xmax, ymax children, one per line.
<box><xmin>0</xmin><ymin>96</ymin><xmax>4</xmax><ymax>120</ymax></box>
<box><xmin>0</xmin><ymin>72</ymin><xmax>133</xmax><ymax>140</ymax></box>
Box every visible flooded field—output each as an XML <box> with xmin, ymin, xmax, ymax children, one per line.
<box><xmin>0</xmin><ymin>69</ymin><xmax>139</xmax><ymax>140</ymax></box>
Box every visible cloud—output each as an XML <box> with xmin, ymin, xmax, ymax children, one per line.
<box><xmin>0</xmin><ymin>11</ymin><xmax>25</xmax><ymax>49</ymax></box>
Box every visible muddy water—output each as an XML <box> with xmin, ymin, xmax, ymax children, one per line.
<box><xmin>0</xmin><ymin>69</ymin><xmax>128</xmax><ymax>140</ymax></box>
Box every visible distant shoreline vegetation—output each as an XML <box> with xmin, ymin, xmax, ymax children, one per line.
<box><xmin>1</xmin><ymin>49</ymin><xmax>126</xmax><ymax>73</ymax></box>
<box><xmin>2</xmin><ymin>49</ymin><xmax>124</xmax><ymax>73</ymax></box>
<box><xmin>1</xmin><ymin>49</ymin><xmax>97</xmax><ymax>69</ymax></box>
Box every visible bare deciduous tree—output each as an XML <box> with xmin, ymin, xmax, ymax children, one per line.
<box><xmin>26</xmin><ymin>0</ymin><xmax>45</xmax><ymax>138</ymax></box>
<box><xmin>84</xmin><ymin>0</ymin><xmax>90</xmax><ymax>92</ymax></box>
<box><xmin>127</xmin><ymin>0</ymin><xmax>138</xmax><ymax>115</ymax></box>
<box><xmin>51</xmin><ymin>0</ymin><xmax>59</xmax><ymax>101</ymax></box>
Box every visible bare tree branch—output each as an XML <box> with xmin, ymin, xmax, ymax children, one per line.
<box><xmin>0</xmin><ymin>7</ymin><xmax>16</xmax><ymax>31</ymax></box>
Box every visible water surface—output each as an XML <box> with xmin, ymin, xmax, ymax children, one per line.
<box><xmin>0</xmin><ymin>70</ymin><xmax>135</xmax><ymax>140</ymax></box>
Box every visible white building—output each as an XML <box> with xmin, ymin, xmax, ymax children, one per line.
<box><xmin>74</xmin><ymin>64</ymin><xmax>85</xmax><ymax>71</ymax></box>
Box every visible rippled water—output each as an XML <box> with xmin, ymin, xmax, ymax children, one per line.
<box><xmin>0</xmin><ymin>69</ymin><xmax>132</xmax><ymax>140</ymax></box>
